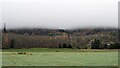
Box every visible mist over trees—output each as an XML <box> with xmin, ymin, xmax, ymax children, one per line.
<box><xmin>2</xmin><ymin>28</ymin><xmax>120</xmax><ymax>49</ymax></box>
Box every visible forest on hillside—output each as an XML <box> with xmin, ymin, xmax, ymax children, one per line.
<box><xmin>2</xmin><ymin>28</ymin><xmax>120</xmax><ymax>49</ymax></box>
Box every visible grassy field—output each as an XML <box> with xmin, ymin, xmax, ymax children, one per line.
<box><xmin>2</xmin><ymin>48</ymin><xmax>118</xmax><ymax>66</ymax></box>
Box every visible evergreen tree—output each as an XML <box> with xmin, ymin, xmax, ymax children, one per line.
<box><xmin>91</xmin><ymin>39</ymin><xmax>101</xmax><ymax>49</ymax></box>
<box><xmin>3</xmin><ymin>23</ymin><xmax>7</xmax><ymax>33</ymax></box>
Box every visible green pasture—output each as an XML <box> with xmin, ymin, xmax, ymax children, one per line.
<box><xmin>2</xmin><ymin>48</ymin><xmax>118</xmax><ymax>66</ymax></box>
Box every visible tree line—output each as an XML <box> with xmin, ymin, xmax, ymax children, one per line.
<box><xmin>2</xmin><ymin>26</ymin><xmax>119</xmax><ymax>49</ymax></box>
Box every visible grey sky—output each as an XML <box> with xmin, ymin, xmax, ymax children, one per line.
<box><xmin>0</xmin><ymin>0</ymin><xmax>2</xmax><ymax>29</ymax></box>
<box><xmin>2</xmin><ymin>0</ymin><xmax>119</xmax><ymax>29</ymax></box>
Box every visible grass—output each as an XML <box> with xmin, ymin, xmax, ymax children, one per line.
<box><xmin>0</xmin><ymin>50</ymin><xmax>2</xmax><ymax>67</ymax></box>
<box><xmin>2</xmin><ymin>48</ymin><xmax>118</xmax><ymax>66</ymax></box>
<box><xmin>2</xmin><ymin>48</ymin><xmax>118</xmax><ymax>52</ymax></box>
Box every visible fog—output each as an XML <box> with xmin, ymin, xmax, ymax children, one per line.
<box><xmin>2</xmin><ymin>0</ymin><xmax>119</xmax><ymax>29</ymax></box>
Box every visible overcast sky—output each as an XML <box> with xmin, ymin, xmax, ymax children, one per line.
<box><xmin>2</xmin><ymin>0</ymin><xmax>119</xmax><ymax>29</ymax></box>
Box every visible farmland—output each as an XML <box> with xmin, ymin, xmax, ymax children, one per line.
<box><xmin>2</xmin><ymin>48</ymin><xmax>118</xmax><ymax>66</ymax></box>
<box><xmin>1</xmin><ymin>28</ymin><xmax>119</xmax><ymax>67</ymax></box>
